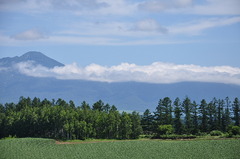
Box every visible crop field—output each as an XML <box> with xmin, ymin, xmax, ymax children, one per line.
<box><xmin>0</xmin><ymin>138</ymin><xmax>240</xmax><ymax>159</ymax></box>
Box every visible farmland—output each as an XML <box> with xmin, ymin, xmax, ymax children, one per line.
<box><xmin>0</xmin><ymin>138</ymin><xmax>240</xmax><ymax>159</ymax></box>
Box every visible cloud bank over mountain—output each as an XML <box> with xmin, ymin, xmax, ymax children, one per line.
<box><xmin>12</xmin><ymin>61</ymin><xmax>240</xmax><ymax>85</ymax></box>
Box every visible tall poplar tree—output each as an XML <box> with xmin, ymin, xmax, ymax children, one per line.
<box><xmin>199</xmin><ymin>99</ymin><xmax>208</xmax><ymax>132</ymax></box>
<box><xmin>217</xmin><ymin>99</ymin><xmax>224</xmax><ymax>131</ymax></box>
<box><xmin>233</xmin><ymin>97</ymin><xmax>240</xmax><ymax>126</ymax></box>
<box><xmin>223</xmin><ymin>97</ymin><xmax>231</xmax><ymax>132</ymax></box>
<box><xmin>142</xmin><ymin>109</ymin><xmax>153</xmax><ymax>134</ymax></box>
<box><xmin>173</xmin><ymin>97</ymin><xmax>183</xmax><ymax>134</ymax></box>
<box><xmin>182</xmin><ymin>97</ymin><xmax>193</xmax><ymax>134</ymax></box>
<box><xmin>192</xmin><ymin>101</ymin><xmax>199</xmax><ymax>134</ymax></box>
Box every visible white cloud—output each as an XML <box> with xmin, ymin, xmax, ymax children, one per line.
<box><xmin>133</xmin><ymin>19</ymin><xmax>168</xmax><ymax>33</ymax></box>
<box><xmin>11</xmin><ymin>29</ymin><xmax>48</xmax><ymax>41</ymax></box>
<box><xmin>0</xmin><ymin>0</ymin><xmax>136</xmax><ymax>15</ymax></box>
<box><xmin>138</xmin><ymin>0</ymin><xmax>193</xmax><ymax>12</ymax></box>
<box><xmin>89</xmin><ymin>0</ymin><xmax>138</xmax><ymax>15</ymax></box>
<box><xmin>60</xmin><ymin>20</ymin><xmax>168</xmax><ymax>38</ymax></box>
<box><xmin>138</xmin><ymin>0</ymin><xmax>240</xmax><ymax>15</ymax></box>
<box><xmin>0</xmin><ymin>16</ymin><xmax>238</xmax><ymax>46</ymax></box>
<box><xmin>169</xmin><ymin>16</ymin><xmax>240</xmax><ymax>35</ymax></box>
<box><xmin>0</xmin><ymin>0</ymin><xmax>239</xmax><ymax>46</ymax></box>
<box><xmin>14</xmin><ymin>61</ymin><xmax>240</xmax><ymax>85</ymax></box>
<box><xmin>191</xmin><ymin>0</ymin><xmax>240</xmax><ymax>15</ymax></box>
<box><xmin>1</xmin><ymin>0</ymin><xmax>239</xmax><ymax>16</ymax></box>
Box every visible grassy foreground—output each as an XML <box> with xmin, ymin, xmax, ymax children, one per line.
<box><xmin>0</xmin><ymin>138</ymin><xmax>240</xmax><ymax>159</ymax></box>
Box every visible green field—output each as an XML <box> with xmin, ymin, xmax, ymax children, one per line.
<box><xmin>0</xmin><ymin>138</ymin><xmax>240</xmax><ymax>159</ymax></box>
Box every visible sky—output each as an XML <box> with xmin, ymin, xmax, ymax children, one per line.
<box><xmin>0</xmin><ymin>0</ymin><xmax>240</xmax><ymax>85</ymax></box>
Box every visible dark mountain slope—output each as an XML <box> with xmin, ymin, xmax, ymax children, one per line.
<box><xmin>1</xmin><ymin>72</ymin><xmax>239</xmax><ymax>112</ymax></box>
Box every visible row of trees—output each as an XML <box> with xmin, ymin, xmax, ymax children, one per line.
<box><xmin>141</xmin><ymin>97</ymin><xmax>240</xmax><ymax>135</ymax></box>
<box><xmin>0</xmin><ymin>97</ymin><xmax>142</xmax><ymax>140</ymax></box>
<box><xmin>0</xmin><ymin>96</ymin><xmax>239</xmax><ymax>139</ymax></box>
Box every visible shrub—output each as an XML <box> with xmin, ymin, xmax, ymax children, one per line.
<box><xmin>157</xmin><ymin>125</ymin><xmax>174</xmax><ymax>136</ymax></box>
<box><xmin>3</xmin><ymin>135</ymin><xmax>16</xmax><ymax>140</ymax></box>
<box><xmin>210</xmin><ymin>130</ymin><xmax>223</xmax><ymax>136</ymax></box>
<box><xmin>228</xmin><ymin>126</ymin><xmax>240</xmax><ymax>135</ymax></box>
<box><xmin>159</xmin><ymin>134</ymin><xmax>197</xmax><ymax>140</ymax></box>
<box><xmin>220</xmin><ymin>133</ymin><xmax>231</xmax><ymax>138</ymax></box>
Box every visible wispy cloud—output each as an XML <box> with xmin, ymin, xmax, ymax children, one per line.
<box><xmin>138</xmin><ymin>0</ymin><xmax>240</xmax><ymax>15</ymax></box>
<box><xmin>1</xmin><ymin>16</ymin><xmax>238</xmax><ymax>46</ymax></box>
<box><xmin>0</xmin><ymin>0</ymin><xmax>239</xmax><ymax>46</ymax></box>
<box><xmin>1</xmin><ymin>0</ymin><xmax>239</xmax><ymax>15</ymax></box>
<box><xmin>11</xmin><ymin>29</ymin><xmax>48</xmax><ymax>41</ymax></box>
<box><xmin>133</xmin><ymin>19</ymin><xmax>168</xmax><ymax>33</ymax></box>
<box><xmin>190</xmin><ymin>0</ymin><xmax>240</xmax><ymax>15</ymax></box>
<box><xmin>138</xmin><ymin>0</ymin><xmax>193</xmax><ymax>12</ymax></box>
<box><xmin>0</xmin><ymin>0</ymin><xmax>135</xmax><ymax>15</ymax></box>
<box><xmin>13</xmin><ymin>61</ymin><xmax>240</xmax><ymax>85</ymax></box>
<box><xmin>169</xmin><ymin>16</ymin><xmax>240</xmax><ymax>35</ymax></box>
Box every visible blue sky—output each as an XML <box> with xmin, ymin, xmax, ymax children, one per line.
<box><xmin>0</xmin><ymin>0</ymin><xmax>240</xmax><ymax>66</ymax></box>
<box><xmin>0</xmin><ymin>0</ymin><xmax>240</xmax><ymax>85</ymax></box>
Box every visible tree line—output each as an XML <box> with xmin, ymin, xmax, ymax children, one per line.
<box><xmin>141</xmin><ymin>97</ymin><xmax>240</xmax><ymax>135</ymax></box>
<box><xmin>0</xmin><ymin>97</ymin><xmax>142</xmax><ymax>140</ymax></box>
<box><xmin>0</xmin><ymin>96</ymin><xmax>239</xmax><ymax>140</ymax></box>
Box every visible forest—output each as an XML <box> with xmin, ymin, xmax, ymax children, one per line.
<box><xmin>0</xmin><ymin>96</ymin><xmax>239</xmax><ymax>140</ymax></box>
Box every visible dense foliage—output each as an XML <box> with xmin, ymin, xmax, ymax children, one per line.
<box><xmin>1</xmin><ymin>138</ymin><xmax>240</xmax><ymax>159</ymax></box>
<box><xmin>0</xmin><ymin>97</ymin><xmax>142</xmax><ymax>140</ymax></box>
<box><xmin>141</xmin><ymin>97</ymin><xmax>240</xmax><ymax>136</ymax></box>
<box><xmin>0</xmin><ymin>96</ymin><xmax>239</xmax><ymax>140</ymax></box>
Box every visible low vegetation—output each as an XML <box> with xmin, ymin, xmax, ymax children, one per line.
<box><xmin>0</xmin><ymin>138</ymin><xmax>240</xmax><ymax>159</ymax></box>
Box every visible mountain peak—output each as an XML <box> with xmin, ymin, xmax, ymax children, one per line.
<box><xmin>0</xmin><ymin>51</ymin><xmax>64</xmax><ymax>68</ymax></box>
<box><xmin>19</xmin><ymin>51</ymin><xmax>65</xmax><ymax>68</ymax></box>
<box><xmin>21</xmin><ymin>51</ymin><xmax>46</xmax><ymax>59</ymax></box>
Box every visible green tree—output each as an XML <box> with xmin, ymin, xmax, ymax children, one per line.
<box><xmin>103</xmin><ymin>103</ymin><xmax>111</xmax><ymax>113</ymax></box>
<box><xmin>154</xmin><ymin>97</ymin><xmax>172</xmax><ymax>126</ymax></box>
<box><xmin>110</xmin><ymin>105</ymin><xmax>118</xmax><ymax>112</ymax></box>
<box><xmin>56</xmin><ymin>98</ymin><xmax>68</xmax><ymax>108</ymax></box>
<box><xmin>16</xmin><ymin>96</ymin><xmax>31</xmax><ymax>111</ymax></box>
<box><xmin>217</xmin><ymin>99</ymin><xmax>224</xmax><ymax>131</ymax></box>
<box><xmin>162</xmin><ymin>97</ymin><xmax>173</xmax><ymax>125</ymax></box>
<box><xmin>182</xmin><ymin>97</ymin><xmax>193</xmax><ymax>134</ymax></box>
<box><xmin>0</xmin><ymin>104</ymin><xmax>6</xmax><ymax>138</ymax></box>
<box><xmin>233</xmin><ymin>98</ymin><xmax>240</xmax><ymax>126</ymax></box>
<box><xmin>92</xmin><ymin>100</ymin><xmax>104</xmax><ymax>111</ymax></box>
<box><xmin>141</xmin><ymin>109</ymin><xmax>153</xmax><ymax>134</ymax></box>
<box><xmin>173</xmin><ymin>98</ymin><xmax>183</xmax><ymax>135</ymax></box>
<box><xmin>130</xmin><ymin>111</ymin><xmax>142</xmax><ymax>139</ymax></box>
<box><xmin>32</xmin><ymin>97</ymin><xmax>41</xmax><ymax>107</ymax></box>
<box><xmin>120</xmin><ymin>112</ymin><xmax>132</xmax><ymax>139</ymax></box>
<box><xmin>192</xmin><ymin>101</ymin><xmax>199</xmax><ymax>134</ymax></box>
<box><xmin>80</xmin><ymin>101</ymin><xmax>90</xmax><ymax>110</ymax></box>
<box><xmin>74</xmin><ymin>120</ymin><xmax>87</xmax><ymax>140</ymax></box>
<box><xmin>199</xmin><ymin>99</ymin><xmax>208</xmax><ymax>132</ymax></box>
<box><xmin>223</xmin><ymin>97</ymin><xmax>231</xmax><ymax>132</ymax></box>
<box><xmin>207</xmin><ymin>98</ymin><xmax>218</xmax><ymax>131</ymax></box>
<box><xmin>69</xmin><ymin>100</ymin><xmax>75</xmax><ymax>109</ymax></box>
<box><xmin>154</xmin><ymin>99</ymin><xmax>164</xmax><ymax>126</ymax></box>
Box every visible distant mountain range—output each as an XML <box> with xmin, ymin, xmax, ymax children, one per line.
<box><xmin>0</xmin><ymin>51</ymin><xmax>239</xmax><ymax>112</ymax></box>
